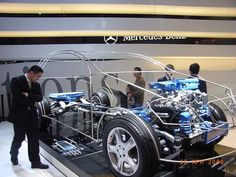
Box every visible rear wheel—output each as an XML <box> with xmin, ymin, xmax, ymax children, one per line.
<box><xmin>91</xmin><ymin>90</ymin><xmax>111</xmax><ymax>122</ymax></box>
<box><xmin>103</xmin><ymin>115</ymin><xmax>160</xmax><ymax>177</ymax></box>
<box><xmin>91</xmin><ymin>90</ymin><xmax>110</xmax><ymax>107</ymax></box>
<box><xmin>36</xmin><ymin>96</ymin><xmax>51</xmax><ymax>130</ymax></box>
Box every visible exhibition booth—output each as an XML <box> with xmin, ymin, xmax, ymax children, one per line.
<box><xmin>0</xmin><ymin>1</ymin><xmax>236</xmax><ymax>177</ymax></box>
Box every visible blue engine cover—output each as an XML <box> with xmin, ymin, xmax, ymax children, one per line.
<box><xmin>149</xmin><ymin>78</ymin><xmax>199</xmax><ymax>91</ymax></box>
<box><xmin>49</xmin><ymin>92</ymin><xmax>85</xmax><ymax>102</ymax></box>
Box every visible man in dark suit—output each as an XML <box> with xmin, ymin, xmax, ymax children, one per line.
<box><xmin>158</xmin><ymin>64</ymin><xmax>175</xmax><ymax>82</ymax></box>
<box><xmin>189</xmin><ymin>63</ymin><xmax>207</xmax><ymax>93</ymax></box>
<box><xmin>8</xmin><ymin>65</ymin><xmax>49</xmax><ymax>169</ymax></box>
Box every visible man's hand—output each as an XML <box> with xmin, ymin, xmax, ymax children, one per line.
<box><xmin>22</xmin><ymin>92</ymin><xmax>28</xmax><ymax>97</ymax></box>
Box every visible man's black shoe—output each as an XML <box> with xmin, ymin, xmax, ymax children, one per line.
<box><xmin>31</xmin><ymin>162</ymin><xmax>49</xmax><ymax>169</ymax></box>
<box><xmin>11</xmin><ymin>157</ymin><xmax>18</xmax><ymax>165</ymax></box>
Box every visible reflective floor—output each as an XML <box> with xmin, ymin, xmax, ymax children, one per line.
<box><xmin>0</xmin><ymin>121</ymin><xmax>65</xmax><ymax>177</ymax></box>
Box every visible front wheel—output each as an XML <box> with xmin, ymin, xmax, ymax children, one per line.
<box><xmin>103</xmin><ymin>115</ymin><xmax>159</xmax><ymax>177</ymax></box>
<box><xmin>208</xmin><ymin>102</ymin><xmax>227</xmax><ymax>144</ymax></box>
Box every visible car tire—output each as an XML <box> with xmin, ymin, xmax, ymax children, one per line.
<box><xmin>36</xmin><ymin>96</ymin><xmax>51</xmax><ymax>130</ymax></box>
<box><xmin>103</xmin><ymin>115</ymin><xmax>160</xmax><ymax>177</ymax></box>
<box><xmin>208</xmin><ymin>102</ymin><xmax>227</xmax><ymax>144</ymax></box>
<box><xmin>209</xmin><ymin>102</ymin><xmax>227</xmax><ymax>122</ymax></box>
<box><xmin>91</xmin><ymin>90</ymin><xmax>110</xmax><ymax>107</ymax></box>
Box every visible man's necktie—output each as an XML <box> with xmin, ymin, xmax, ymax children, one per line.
<box><xmin>28</xmin><ymin>81</ymin><xmax>31</xmax><ymax>90</ymax></box>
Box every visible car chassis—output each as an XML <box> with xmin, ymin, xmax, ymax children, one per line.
<box><xmin>37</xmin><ymin>50</ymin><xmax>236</xmax><ymax>177</ymax></box>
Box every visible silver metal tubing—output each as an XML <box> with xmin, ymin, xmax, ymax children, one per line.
<box><xmin>37</xmin><ymin>50</ymin><xmax>236</xmax><ymax>163</ymax></box>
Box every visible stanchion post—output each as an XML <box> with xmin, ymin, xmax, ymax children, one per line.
<box><xmin>1</xmin><ymin>94</ymin><xmax>5</xmax><ymax>122</ymax></box>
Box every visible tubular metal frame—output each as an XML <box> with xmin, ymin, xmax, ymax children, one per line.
<box><xmin>38</xmin><ymin>50</ymin><xmax>236</xmax><ymax>164</ymax></box>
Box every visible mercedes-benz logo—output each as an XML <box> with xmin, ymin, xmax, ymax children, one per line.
<box><xmin>104</xmin><ymin>36</ymin><xmax>118</xmax><ymax>44</ymax></box>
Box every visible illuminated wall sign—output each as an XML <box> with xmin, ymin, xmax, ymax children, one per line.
<box><xmin>0</xmin><ymin>36</ymin><xmax>235</xmax><ymax>45</ymax></box>
<box><xmin>123</xmin><ymin>36</ymin><xmax>186</xmax><ymax>41</ymax></box>
<box><xmin>104</xmin><ymin>36</ymin><xmax>187</xmax><ymax>44</ymax></box>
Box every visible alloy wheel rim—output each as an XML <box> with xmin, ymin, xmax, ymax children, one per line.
<box><xmin>107</xmin><ymin>127</ymin><xmax>139</xmax><ymax>176</ymax></box>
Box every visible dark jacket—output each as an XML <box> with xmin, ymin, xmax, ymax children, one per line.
<box><xmin>198</xmin><ymin>80</ymin><xmax>207</xmax><ymax>93</ymax></box>
<box><xmin>8</xmin><ymin>75</ymin><xmax>43</xmax><ymax>126</ymax></box>
<box><xmin>158</xmin><ymin>76</ymin><xmax>170</xmax><ymax>82</ymax></box>
<box><xmin>190</xmin><ymin>75</ymin><xmax>207</xmax><ymax>93</ymax></box>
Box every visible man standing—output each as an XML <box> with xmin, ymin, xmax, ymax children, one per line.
<box><xmin>158</xmin><ymin>64</ymin><xmax>175</xmax><ymax>82</ymax></box>
<box><xmin>189</xmin><ymin>63</ymin><xmax>207</xmax><ymax>93</ymax></box>
<box><xmin>8</xmin><ymin>65</ymin><xmax>49</xmax><ymax>169</ymax></box>
<box><xmin>133</xmin><ymin>67</ymin><xmax>146</xmax><ymax>107</ymax></box>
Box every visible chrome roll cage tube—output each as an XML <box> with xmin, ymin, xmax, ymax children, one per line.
<box><xmin>38</xmin><ymin>50</ymin><xmax>97</xmax><ymax>137</ymax></box>
<box><xmin>38</xmin><ymin>50</ymin><xmax>236</xmax><ymax>164</ymax></box>
<box><xmin>77</xmin><ymin>50</ymin><xmax>236</xmax><ymax>124</ymax></box>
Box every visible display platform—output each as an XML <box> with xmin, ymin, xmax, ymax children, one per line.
<box><xmin>39</xmin><ymin>112</ymin><xmax>236</xmax><ymax>177</ymax></box>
